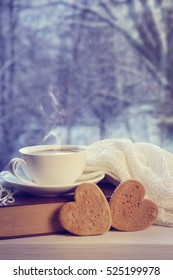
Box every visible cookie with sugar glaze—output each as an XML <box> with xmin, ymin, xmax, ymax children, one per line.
<box><xmin>59</xmin><ymin>183</ymin><xmax>112</xmax><ymax>236</ymax></box>
<box><xmin>109</xmin><ymin>179</ymin><xmax>158</xmax><ymax>231</ymax></box>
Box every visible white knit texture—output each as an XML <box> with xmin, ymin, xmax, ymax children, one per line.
<box><xmin>86</xmin><ymin>139</ymin><xmax>173</xmax><ymax>227</ymax></box>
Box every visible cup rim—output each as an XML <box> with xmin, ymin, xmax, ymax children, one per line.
<box><xmin>19</xmin><ymin>144</ymin><xmax>87</xmax><ymax>155</ymax></box>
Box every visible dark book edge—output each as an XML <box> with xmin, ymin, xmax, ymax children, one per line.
<box><xmin>0</xmin><ymin>179</ymin><xmax>118</xmax><ymax>207</ymax></box>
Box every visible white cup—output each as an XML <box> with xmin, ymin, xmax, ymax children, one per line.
<box><xmin>8</xmin><ymin>145</ymin><xmax>87</xmax><ymax>186</ymax></box>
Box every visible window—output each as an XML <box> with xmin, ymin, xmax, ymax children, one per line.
<box><xmin>0</xmin><ymin>0</ymin><xmax>173</xmax><ymax>170</ymax></box>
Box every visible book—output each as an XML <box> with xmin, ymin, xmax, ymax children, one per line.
<box><xmin>0</xmin><ymin>192</ymin><xmax>72</xmax><ymax>239</ymax></box>
<box><xmin>0</xmin><ymin>180</ymin><xmax>117</xmax><ymax>239</ymax></box>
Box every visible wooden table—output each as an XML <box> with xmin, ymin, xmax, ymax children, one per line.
<box><xmin>0</xmin><ymin>225</ymin><xmax>173</xmax><ymax>260</ymax></box>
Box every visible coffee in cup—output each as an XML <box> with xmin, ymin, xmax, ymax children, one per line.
<box><xmin>8</xmin><ymin>145</ymin><xmax>87</xmax><ymax>186</ymax></box>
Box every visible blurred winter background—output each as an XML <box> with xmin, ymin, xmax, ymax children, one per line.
<box><xmin>0</xmin><ymin>0</ymin><xmax>173</xmax><ymax>170</ymax></box>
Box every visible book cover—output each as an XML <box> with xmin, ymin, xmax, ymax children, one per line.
<box><xmin>0</xmin><ymin>180</ymin><xmax>116</xmax><ymax>239</ymax></box>
<box><xmin>0</xmin><ymin>192</ymin><xmax>73</xmax><ymax>239</ymax></box>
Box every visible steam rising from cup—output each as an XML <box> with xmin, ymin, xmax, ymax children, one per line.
<box><xmin>37</xmin><ymin>89</ymin><xmax>65</xmax><ymax>145</ymax></box>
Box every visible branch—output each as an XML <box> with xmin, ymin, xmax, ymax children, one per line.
<box><xmin>128</xmin><ymin>1</ymin><xmax>163</xmax><ymax>64</ymax></box>
<box><xmin>64</xmin><ymin>9</ymin><xmax>116</xmax><ymax>28</ymax></box>
<box><xmin>110</xmin><ymin>0</ymin><xmax>133</xmax><ymax>5</ymax></box>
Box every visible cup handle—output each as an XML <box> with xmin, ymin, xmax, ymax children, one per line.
<box><xmin>8</xmin><ymin>158</ymin><xmax>34</xmax><ymax>184</ymax></box>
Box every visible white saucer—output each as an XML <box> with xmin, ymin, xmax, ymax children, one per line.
<box><xmin>3</xmin><ymin>171</ymin><xmax>105</xmax><ymax>196</ymax></box>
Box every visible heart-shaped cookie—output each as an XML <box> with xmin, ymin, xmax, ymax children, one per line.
<box><xmin>109</xmin><ymin>179</ymin><xmax>158</xmax><ymax>231</ymax></box>
<box><xmin>59</xmin><ymin>183</ymin><xmax>112</xmax><ymax>236</ymax></box>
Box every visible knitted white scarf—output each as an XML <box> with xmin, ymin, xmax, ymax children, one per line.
<box><xmin>86</xmin><ymin>139</ymin><xmax>173</xmax><ymax>227</ymax></box>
